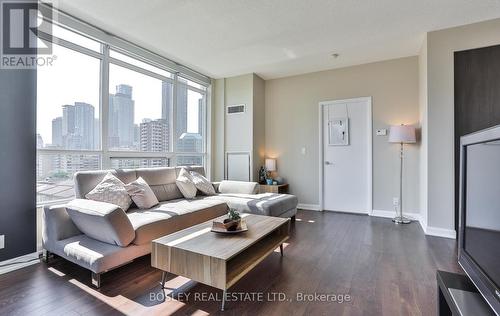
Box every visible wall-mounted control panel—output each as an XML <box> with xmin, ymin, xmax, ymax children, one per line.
<box><xmin>376</xmin><ymin>129</ymin><xmax>387</xmax><ymax>136</ymax></box>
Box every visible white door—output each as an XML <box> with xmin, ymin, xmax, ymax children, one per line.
<box><xmin>321</xmin><ymin>97</ymin><xmax>372</xmax><ymax>213</ymax></box>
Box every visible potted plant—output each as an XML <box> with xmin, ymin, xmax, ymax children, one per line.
<box><xmin>223</xmin><ymin>208</ymin><xmax>241</xmax><ymax>231</ymax></box>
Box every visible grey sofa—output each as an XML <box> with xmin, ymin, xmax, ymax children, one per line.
<box><xmin>42</xmin><ymin>166</ymin><xmax>297</xmax><ymax>287</ymax></box>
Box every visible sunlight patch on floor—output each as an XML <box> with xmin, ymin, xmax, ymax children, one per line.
<box><xmin>295</xmin><ymin>218</ymin><xmax>315</xmax><ymax>223</ymax></box>
<box><xmin>66</xmin><ymin>276</ymin><xmax>208</xmax><ymax>315</ymax></box>
<box><xmin>47</xmin><ymin>267</ymin><xmax>66</xmax><ymax>276</ymax></box>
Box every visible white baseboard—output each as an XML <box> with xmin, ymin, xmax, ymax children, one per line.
<box><xmin>370</xmin><ymin>209</ymin><xmax>396</xmax><ymax>218</ymax></box>
<box><xmin>371</xmin><ymin>209</ymin><xmax>456</xmax><ymax>239</ymax></box>
<box><xmin>297</xmin><ymin>203</ymin><xmax>321</xmax><ymax>211</ymax></box>
<box><xmin>370</xmin><ymin>209</ymin><xmax>421</xmax><ymax>222</ymax></box>
<box><xmin>423</xmin><ymin>226</ymin><xmax>456</xmax><ymax>239</ymax></box>
<box><xmin>0</xmin><ymin>252</ymin><xmax>41</xmax><ymax>275</ymax></box>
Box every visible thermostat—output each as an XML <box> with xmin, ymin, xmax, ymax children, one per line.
<box><xmin>376</xmin><ymin>129</ymin><xmax>387</xmax><ymax>136</ymax></box>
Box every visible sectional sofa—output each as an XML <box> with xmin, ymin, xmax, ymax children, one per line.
<box><xmin>42</xmin><ymin>166</ymin><xmax>298</xmax><ymax>287</ymax></box>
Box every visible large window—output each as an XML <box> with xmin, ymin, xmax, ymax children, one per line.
<box><xmin>36</xmin><ymin>22</ymin><xmax>209</xmax><ymax>204</ymax></box>
<box><xmin>108</xmin><ymin>63</ymin><xmax>166</xmax><ymax>151</ymax></box>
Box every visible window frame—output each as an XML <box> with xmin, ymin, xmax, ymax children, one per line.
<box><xmin>36</xmin><ymin>16</ymin><xmax>211</xmax><ymax>206</ymax></box>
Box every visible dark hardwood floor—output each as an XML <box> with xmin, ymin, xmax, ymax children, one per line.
<box><xmin>0</xmin><ymin>211</ymin><xmax>460</xmax><ymax>316</ymax></box>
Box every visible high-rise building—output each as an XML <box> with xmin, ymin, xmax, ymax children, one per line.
<box><xmin>36</xmin><ymin>134</ymin><xmax>44</xmax><ymax>149</ymax></box>
<box><xmin>109</xmin><ymin>84</ymin><xmax>135</xmax><ymax>149</ymax></box>
<box><xmin>52</xmin><ymin>154</ymin><xmax>99</xmax><ymax>178</ymax></box>
<box><xmin>140</xmin><ymin>118</ymin><xmax>168</xmax><ymax>167</ymax></box>
<box><xmin>61</xmin><ymin>102</ymin><xmax>95</xmax><ymax>150</ymax></box>
<box><xmin>62</xmin><ymin>104</ymin><xmax>75</xmax><ymax>136</ymax></box>
<box><xmin>140</xmin><ymin>118</ymin><xmax>168</xmax><ymax>152</ymax></box>
<box><xmin>134</xmin><ymin>124</ymin><xmax>140</xmax><ymax>149</ymax></box>
<box><xmin>75</xmin><ymin>102</ymin><xmax>95</xmax><ymax>149</ymax></box>
<box><xmin>51</xmin><ymin>117</ymin><xmax>63</xmax><ymax>147</ymax></box>
<box><xmin>176</xmin><ymin>132</ymin><xmax>202</xmax><ymax>153</ymax></box>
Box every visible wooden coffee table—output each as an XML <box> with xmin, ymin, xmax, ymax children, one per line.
<box><xmin>151</xmin><ymin>214</ymin><xmax>290</xmax><ymax>311</ymax></box>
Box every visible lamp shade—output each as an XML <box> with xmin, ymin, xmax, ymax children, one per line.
<box><xmin>265</xmin><ymin>158</ymin><xmax>277</xmax><ymax>171</ymax></box>
<box><xmin>388</xmin><ymin>125</ymin><xmax>416</xmax><ymax>143</ymax></box>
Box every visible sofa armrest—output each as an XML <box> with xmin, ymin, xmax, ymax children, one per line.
<box><xmin>66</xmin><ymin>199</ymin><xmax>135</xmax><ymax>247</ymax></box>
<box><xmin>218</xmin><ymin>180</ymin><xmax>259</xmax><ymax>194</ymax></box>
<box><xmin>42</xmin><ymin>204</ymin><xmax>82</xmax><ymax>250</ymax></box>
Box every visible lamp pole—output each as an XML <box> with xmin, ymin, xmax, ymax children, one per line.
<box><xmin>393</xmin><ymin>142</ymin><xmax>411</xmax><ymax>224</ymax></box>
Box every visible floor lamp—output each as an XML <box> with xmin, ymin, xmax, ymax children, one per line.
<box><xmin>389</xmin><ymin>124</ymin><xmax>416</xmax><ymax>224</ymax></box>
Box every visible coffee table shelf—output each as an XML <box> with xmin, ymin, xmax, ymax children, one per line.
<box><xmin>226</xmin><ymin>224</ymin><xmax>289</xmax><ymax>288</ymax></box>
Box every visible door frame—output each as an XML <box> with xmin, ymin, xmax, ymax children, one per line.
<box><xmin>318</xmin><ymin>97</ymin><xmax>373</xmax><ymax>214</ymax></box>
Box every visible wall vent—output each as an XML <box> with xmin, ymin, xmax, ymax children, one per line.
<box><xmin>226</xmin><ymin>104</ymin><xmax>246</xmax><ymax>115</ymax></box>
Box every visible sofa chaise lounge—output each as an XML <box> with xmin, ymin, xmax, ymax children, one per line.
<box><xmin>42</xmin><ymin>166</ymin><xmax>297</xmax><ymax>287</ymax></box>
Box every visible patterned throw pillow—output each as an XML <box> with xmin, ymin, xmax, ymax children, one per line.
<box><xmin>85</xmin><ymin>172</ymin><xmax>133</xmax><ymax>212</ymax></box>
<box><xmin>125</xmin><ymin>177</ymin><xmax>159</xmax><ymax>209</ymax></box>
<box><xmin>175</xmin><ymin>168</ymin><xmax>197</xmax><ymax>199</ymax></box>
<box><xmin>190</xmin><ymin>171</ymin><xmax>216</xmax><ymax>196</ymax></box>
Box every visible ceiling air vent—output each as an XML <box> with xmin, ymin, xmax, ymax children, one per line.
<box><xmin>226</xmin><ymin>104</ymin><xmax>246</xmax><ymax>115</ymax></box>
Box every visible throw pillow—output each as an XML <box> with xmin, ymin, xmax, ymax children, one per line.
<box><xmin>176</xmin><ymin>168</ymin><xmax>197</xmax><ymax>199</ymax></box>
<box><xmin>190</xmin><ymin>171</ymin><xmax>216</xmax><ymax>195</ymax></box>
<box><xmin>85</xmin><ymin>172</ymin><xmax>133</xmax><ymax>212</ymax></box>
<box><xmin>125</xmin><ymin>177</ymin><xmax>159</xmax><ymax>209</ymax></box>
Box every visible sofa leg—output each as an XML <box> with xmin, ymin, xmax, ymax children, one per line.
<box><xmin>92</xmin><ymin>272</ymin><xmax>101</xmax><ymax>288</ymax></box>
<box><xmin>41</xmin><ymin>250</ymin><xmax>51</xmax><ymax>264</ymax></box>
<box><xmin>291</xmin><ymin>215</ymin><xmax>296</xmax><ymax>223</ymax></box>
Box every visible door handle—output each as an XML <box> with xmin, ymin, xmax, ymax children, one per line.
<box><xmin>325</xmin><ymin>161</ymin><xmax>333</xmax><ymax>165</ymax></box>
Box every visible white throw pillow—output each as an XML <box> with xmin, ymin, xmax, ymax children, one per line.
<box><xmin>125</xmin><ymin>177</ymin><xmax>159</xmax><ymax>209</ymax></box>
<box><xmin>176</xmin><ymin>168</ymin><xmax>197</xmax><ymax>199</ymax></box>
<box><xmin>190</xmin><ymin>171</ymin><xmax>216</xmax><ymax>196</ymax></box>
<box><xmin>85</xmin><ymin>172</ymin><xmax>133</xmax><ymax>212</ymax></box>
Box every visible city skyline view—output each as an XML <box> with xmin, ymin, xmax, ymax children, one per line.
<box><xmin>36</xmin><ymin>43</ymin><xmax>203</xmax><ymax>147</ymax></box>
<box><xmin>36</xmin><ymin>42</ymin><xmax>206</xmax><ymax>202</ymax></box>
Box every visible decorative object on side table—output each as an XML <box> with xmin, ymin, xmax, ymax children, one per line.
<box><xmin>258</xmin><ymin>166</ymin><xmax>267</xmax><ymax>184</ymax></box>
<box><xmin>274</xmin><ymin>176</ymin><xmax>285</xmax><ymax>185</ymax></box>
<box><xmin>388</xmin><ymin>124</ymin><xmax>416</xmax><ymax>224</ymax></box>
<box><xmin>212</xmin><ymin>208</ymin><xmax>248</xmax><ymax>233</ymax></box>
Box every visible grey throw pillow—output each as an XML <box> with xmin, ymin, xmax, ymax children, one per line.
<box><xmin>190</xmin><ymin>171</ymin><xmax>216</xmax><ymax>195</ymax></box>
<box><xmin>85</xmin><ymin>172</ymin><xmax>132</xmax><ymax>212</ymax></box>
<box><xmin>176</xmin><ymin>168</ymin><xmax>197</xmax><ymax>199</ymax></box>
<box><xmin>125</xmin><ymin>177</ymin><xmax>159</xmax><ymax>209</ymax></box>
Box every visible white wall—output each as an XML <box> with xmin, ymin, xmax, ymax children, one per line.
<box><xmin>265</xmin><ymin>57</ymin><xmax>420</xmax><ymax>213</ymax></box>
<box><xmin>252</xmin><ymin>75</ymin><xmax>266</xmax><ymax>181</ymax></box>
<box><xmin>424</xmin><ymin>17</ymin><xmax>500</xmax><ymax>234</ymax></box>
<box><xmin>212</xmin><ymin>74</ymin><xmax>265</xmax><ymax>182</ymax></box>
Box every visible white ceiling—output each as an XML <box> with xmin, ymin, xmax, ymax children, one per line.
<box><xmin>57</xmin><ymin>0</ymin><xmax>500</xmax><ymax>80</ymax></box>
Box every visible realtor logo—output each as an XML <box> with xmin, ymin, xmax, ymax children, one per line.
<box><xmin>1</xmin><ymin>1</ymin><xmax>54</xmax><ymax>68</ymax></box>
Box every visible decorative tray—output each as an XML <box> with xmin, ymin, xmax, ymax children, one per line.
<box><xmin>211</xmin><ymin>219</ymin><xmax>248</xmax><ymax>234</ymax></box>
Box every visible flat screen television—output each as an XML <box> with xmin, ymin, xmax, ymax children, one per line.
<box><xmin>459</xmin><ymin>125</ymin><xmax>500</xmax><ymax>315</ymax></box>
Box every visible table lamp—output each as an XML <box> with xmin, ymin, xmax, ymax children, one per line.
<box><xmin>265</xmin><ymin>158</ymin><xmax>277</xmax><ymax>184</ymax></box>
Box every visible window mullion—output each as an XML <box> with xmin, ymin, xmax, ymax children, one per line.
<box><xmin>171</xmin><ymin>72</ymin><xmax>178</xmax><ymax>167</ymax></box>
<box><xmin>101</xmin><ymin>44</ymin><xmax>110</xmax><ymax>168</ymax></box>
